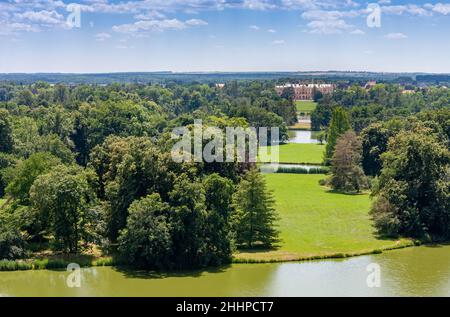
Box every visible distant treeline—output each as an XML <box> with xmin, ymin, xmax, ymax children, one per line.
<box><xmin>0</xmin><ymin>71</ymin><xmax>421</xmax><ymax>85</ymax></box>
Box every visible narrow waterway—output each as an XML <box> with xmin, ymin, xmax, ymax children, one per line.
<box><xmin>288</xmin><ymin>130</ymin><xmax>322</xmax><ymax>144</ymax></box>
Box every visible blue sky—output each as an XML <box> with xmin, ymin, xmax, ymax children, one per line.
<box><xmin>0</xmin><ymin>0</ymin><xmax>450</xmax><ymax>73</ymax></box>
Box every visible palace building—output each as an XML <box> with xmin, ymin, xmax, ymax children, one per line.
<box><xmin>275</xmin><ymin>83</ymin><xmax>335</xmax><ymax>101</ymax></box>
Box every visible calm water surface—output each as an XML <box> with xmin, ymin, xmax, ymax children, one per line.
<box><xmin>288</xmin><ymin>130</ymin><xmax>321</xmax><ymax>144</ymax></box>
<box><xmin>1</xmin><ymin>245</ymin><xmax>449</xmax><ymax>297</ymax></box>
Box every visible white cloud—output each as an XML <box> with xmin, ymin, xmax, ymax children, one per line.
<box><xmin>350</xmin><ymin>29</ymin><xmax>365</xmax><ymax>35</ymax></box>
<box><xmin>267</xmin><ymin>28</ymin><xmax>276</xmax><ymax>33</ymax></box>
<box><xmin>95</xmin><ymin>32</ymin><xmax>111</xmax><ymax>41</ymax></box>
<box><xmin>0</xmin><ymin>22</ymin><xmax>40</xmax><ymax>35</ymax></box>
<box><xmin>381</xmin><ymin>5</ymin><xmax>432</xmax><ymax>17</ymax></box>
<box><xmin>306</xmin><ymin>18</ymin><xmax>354</xmax><ymax>34</ymax></box>
<box><xmin>185</xmin><ymin>19</ymin><xmax>208</xmax><ymax>26</ymax></box>
<box><xmin>426</xmin><ymin>3</ymin><xmax>450</xmax><ymax>15</ymax></box>
<box><xmin>272</xmin><ymin>39</ymin><xmax>285</xmax><ymax>45</ymax></box>
<box><xmin>384</xmin><ymin>32</ymin><xmax>408</xmax><ymax>39</ymax></box>
<box><xmin>134</xmin><ymin>10</ymin><xmax>166</xmax><ymax>20</ymax></box>
<box><xmin>14</xmin><ymin>10</ymin><xmax>64</xmax><ymax>25</ymax></box>
<box><xmin>243</xmin><ymin>0</ymin><xmax>277</xmax><ymax>10</ymax></box>
<box><xmin>112</xmin><ymin>18</ymin><xmax>208</xmax><ymax>35</ymax></box>
<box><xmin>249</xmin><ymin>25</ymin><xmax>260</xmax><ymax>30</ymax></box>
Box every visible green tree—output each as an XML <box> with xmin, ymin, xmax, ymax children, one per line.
<box><xmin>203</xmin><ymin>173</ymin><xmax>235</xmax><ymax>264</ymax></box>
<box><xmin>360</xmin><ymin>123</ymin><xmax>392</xmax><ymax>176</ymax></box>
<box><xmin>324</xmin><ymin>107</ymin><xmax>351</xmax><ymax>165</ymax></box>
<box><xmin>231</xmin><ymin>169</ymin><xmax>279</xmax><ymax>248</ymax></box>
<box><xmin>30</xmin><ymin>165</ymin><xmax>98</xmax><ymax>253</ymax></box>
<box><xmin>118</xmin><ymin>193</ymin><xmax>173</xmax><ymax>269</ymax></box>
<box><xmin>5</xmin><ymin>152</ymin><xmax>61</xmax><ymax>204</ymax></box>
<box><xmin>328</xmin><ymin>131</ymin><xmax>368</xmax><ymax>193</ymax></box>
<box><xmin>0</xmin><ymin>110</ymin><xmax>13</xmax><ymax>153</ymax></box>
<box><xmin>370</xmin><ymin>129</ymin><xmax>450</xmax><ymax>239</ymax></box>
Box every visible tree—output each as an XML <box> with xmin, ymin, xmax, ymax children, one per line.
<box><xmin>0</xmin><ymin>110</ymin><xmax>13</xmax><ymax>153</ymax></box>
<box><xmin>370</xmin><ymin>129</ymin><xmax>450</xmax><ymax>239</ymax></box>
<box><xmin>231</xmin><ymin>169</ymin><xmax>279</xmax><ymax>248</ymax></box>
<box><xmin>0</xmin><ymin>153</ymin><xmax>16</xmax><ymax>197</ymax></box>
<box><xmin>324</xmin><ymin>107</ymin><xmax>351</xmax><ymax>164</ymax></box>
<box><xmin>328</xmin><ymin>131</ymin><xmax>368</xmax><ymax>193</ymax></box>
<box><xmin>360</xmin><ymin>123</ymin><xmax>392</xmax><ymax>176</ymax></box>
<box><xmin>118</xmin><ymin>193</ymin><xmax>173</xmax><ymax>269</ymax></box>
<box><xmin>5</xmin><ymin>152</ymin><xmax>61</xmax><ymax>204</ymax></box>
<box><xmin>30</xmin><ymin>165</ymin><xmax>98</xmax><ymax>253</ymax></box>
<box><xmin>203</xmin><ymin>173</ymin><xmax>235</xmax><ymax>264</ymax></box>
<box><xmin>317</xmin><ymin>131</ymin><xmax>326</xmax><ymax>145</ymax></box>
<box><xmin>0</xmin><ymin>211</ymin><xmax>27</xmax><ymax>259</ymax></box>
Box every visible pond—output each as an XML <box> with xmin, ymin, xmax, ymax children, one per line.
<box><xmin>288</xmin><ymin>130</ymin><xmax>322</xmax><ymax>144</ymax></box>
<box><xmin>1</xmin><ymin>245</ymin><xmax>449</xmax><ymax>297</ymax></box>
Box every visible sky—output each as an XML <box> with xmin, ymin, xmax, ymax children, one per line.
<box><xmin>0</xmin><ymin>0</ymin><xmax>450</xmax><ymax>73</ymax></box>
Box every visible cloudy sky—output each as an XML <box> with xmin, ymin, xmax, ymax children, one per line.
<box><xmin>0</xmin><ymin>0</ymin><xmax>450</xmax><ymax>73</ymax></box>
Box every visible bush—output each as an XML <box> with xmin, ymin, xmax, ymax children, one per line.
<box><xmin>0</xmin><ymin>221</ymin><xmax>27</xmax><ymax>260</ymax></box>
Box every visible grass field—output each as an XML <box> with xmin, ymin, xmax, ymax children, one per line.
<box><xmin>235</xmin><ymin>174</ymin><xmax>413</xmax><ymax>262</ymax></box>
<box><xmin>259</xmin><ymin>143</ymin><xmax>325</xmax><ymax>165</ymax></box>
<box><xmin>295</xmin><ymin>100</ymin><xmax>317</xmax><ymax>113</ymax></box>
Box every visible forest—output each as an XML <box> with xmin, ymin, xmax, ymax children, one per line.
<box><xmin>0</xmin><ymin>80</ymin><xmax>449</xmax><ymax>270</ymax></box>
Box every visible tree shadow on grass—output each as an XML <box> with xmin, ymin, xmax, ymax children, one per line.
<box><xmin>324</xmin><ymin>189</ymin><xmax>368</xmax><ymax>196</ymax></box>
<box><xmin>235</xmin><ymin>243</ymin><xmax>282</xmax><ymax>254</ymax></box>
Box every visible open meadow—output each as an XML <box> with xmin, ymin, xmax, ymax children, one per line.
<box><xmin>235</xmin><ymin>174</ymin><xmax>412</xmax><ymax>262</ymax></box>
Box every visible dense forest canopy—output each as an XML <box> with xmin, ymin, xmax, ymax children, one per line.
<box><xmin>0</xmin><ymin>79</ymin><xmax>449</xmax><ymax>269</ymax></box>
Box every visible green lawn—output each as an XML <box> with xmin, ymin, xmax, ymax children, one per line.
<box><xmin>235</xmin><ymin>174</ymin><xmax>412</xmax><ymax>261</ymax></box>
<box><xmin>259</xmin><ymin>143</ymin><xmax>325</xmax><ymax>165</ymax></box>
<box><xmin>295</xmin><ymin>100</ymin><xmax>317</xmax><ymax>113</ymax></box>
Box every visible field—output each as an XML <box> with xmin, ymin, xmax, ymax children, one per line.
<box><xmin>235</xmin><ymin>174</ymin><xmax>412</xmax><ymax>261</ymax></box>
<box><xmin>295</xmin><ymin>100</ymin><xmax>317</xmax><ymax>113</ymax></box>
<box><xmin>259</xmin><ymin>143</ymin><xmax>325</xmax><ymax>165</ymax></box>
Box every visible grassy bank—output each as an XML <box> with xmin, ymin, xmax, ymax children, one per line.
<box><xmin>259</xmin><ymin>143</ymin><xmax>325</xmax><ymax>165</ymax></box>
<box><xmin>0</xmin><ymin>254</ymin><xmax>115</xmax><ymax>272</ymax></box>
<box><xmin>295</xmin><ymin>101</ymin><xmax>317</xmax><ymax>113</ymax></box>
<box><xmin>234</xmin><ymin>174</ymin><xmax>413</xmax><ymax>262</ymax></box>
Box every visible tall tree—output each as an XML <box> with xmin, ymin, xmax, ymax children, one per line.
<box><xmin>360</xmin><ymin>123</ymin><xmax>392</xmax><ymax>176</ymax></box>
<box><xmin>324</xmin><ymin>106</ymin><xmax>351</xmax><ymax>164</ymax></box>
<box><xmin>0</xmin><ymin>110</ymin><xmax>13</xmax><ymax>153</ymax></box>
<box><xmin>30</xmin><ymin>165</ymin><xmax>98</xmax><ymax>253</ymax></box>
<box><xmin>370</xmin><ymin>128</ymin><xmax>450</xmax><ymax>239</ymax></box>
<box><xmin>328</xmin><ymin>131</ymin><xmax>368</xmax><ymax>193</ymax></box>
<box><xmin>118</xmin><ymin>193</ymin><xmax>173</xmax><ymax>269</ymax></box>
<box><xmin>231</xmin><ymin>169</ymin><xmax>279</xmax><ymax>248</ymax></box>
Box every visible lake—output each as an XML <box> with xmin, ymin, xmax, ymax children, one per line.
<box><xmin>1</xmin><ymin>245</ymin><xmax>449</xmax><ymax>297</ymax></box>
<box><xmin>288</xmin><ymin>130</ymin><xmax>322</xmax><ymax>144</ymax></box>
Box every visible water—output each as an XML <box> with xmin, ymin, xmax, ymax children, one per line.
<box><xmin>288</xmin><ymin>130</ymin><xmax>322</xmax><ymax>144</ymax></box>
<box><xmin>1</xmin><ymin>245</ymin><xmax>449</xmax><ymax>297</ymax></box>
<box><xmin>259</xmin><ymin>163</ymin><xmax>323</xmax><ymax>174</ymax></box>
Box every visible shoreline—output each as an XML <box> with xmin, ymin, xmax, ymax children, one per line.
<box><xmin>0</xmin><ymin>239</ymin><xmax>420</xmax><ymax>272</ymax></box>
